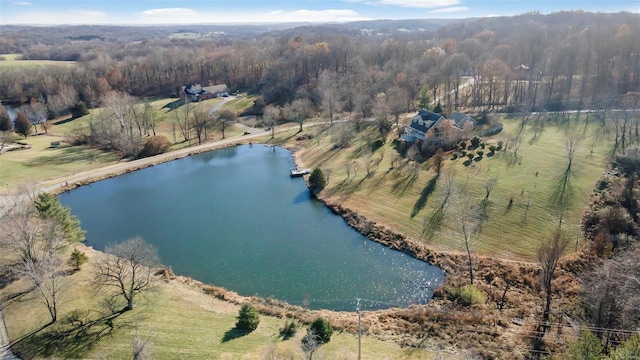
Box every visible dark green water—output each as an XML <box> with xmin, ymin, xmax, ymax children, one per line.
<box><xmin>60</xmin><ymin>145</ymin><xmax>444</xmax><ymax>311</ymax></box>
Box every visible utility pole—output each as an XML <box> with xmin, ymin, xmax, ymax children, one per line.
<box><xmin>357</xmin><ymin>298</ymin><xmax>361</xmax><ymax>360</ymax></box>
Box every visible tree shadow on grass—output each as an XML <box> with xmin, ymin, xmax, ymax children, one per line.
<box><xmin>12</xmin><ymin>311</ymin><xmax>125</xmax><ymax>359</ymax></box>
<box><xmin>411</xmin><ymin>175</ymin><xmax>438</xmax><ymax>218</ymax></box>
<box><xmin>26</xmin><ymin>146</ymin><xmax>112</xmax><ymax>167</ymax></box>
<box><xmin>222</xmin><ymin>328</ymin><xmax>252</xmax><ymax>343</ymax></box>
<box><xmin>549</xmin><ymin>165</ymin><xmax>574</xmax><ymax>213</ymax></box>
<box><xmin>326</xmin><ymin>173</ymin><xmax>369</xmax><ymax>200</ymax></box>
<box><xmin>422</xmin><ymin>201</ymin><xmax>448</xmax><ymax>239</ymax></box>
<box><xmin>391</xmin><ymin>168</ymin><xmax>419</xmax><ymax>196</ymax></box>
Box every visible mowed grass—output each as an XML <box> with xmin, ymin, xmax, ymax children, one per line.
<box><xmin>1</xmin><ymin>246</ymin><xmax>444</xmax><ymax>360</ymax></box>
<box><xmin>0</xmin><ymin>97</ymin><xmax>246</xmax><ymax>193</ymax></box>
<box><xmin>0</xmin><ymin>54</ymin><xmax>76</xmax><ymax>68</ymax></box>
<box><xmin>0</xmin><ymin>134</ymin><xmax>119</xmax><ymax>192</ymax></box>
<box><xmin>296</xmin><ymin>114</ymin><xmax>616</xmax><ymax>261</ymax></box>
<box><xmin>220</xmin><ymin>94</ymin><xmax>258</xmax><ymax>113</ymax></box>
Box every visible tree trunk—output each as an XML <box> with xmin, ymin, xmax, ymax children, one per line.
<box><xmin>465</xmin><ymin>241</ymin><xmax>474</xmax><ymax>284</ymax></box>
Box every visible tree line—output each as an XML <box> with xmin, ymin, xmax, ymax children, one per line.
<box><xmin>0</xmin><ymin>11</ymin><xmax>638</xmax><ymax>118</ymax></box>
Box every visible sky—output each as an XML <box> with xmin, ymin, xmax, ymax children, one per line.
<box><xmin>0</xmin><ymin>0</ymin><xmax>639</xmax><ymax>25</ymax></box>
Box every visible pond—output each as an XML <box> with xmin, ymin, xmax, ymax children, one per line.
<box><xmin>60</xmin><ymin>145</ymin><xmax>444</xmax><ymax>311</ymax></box>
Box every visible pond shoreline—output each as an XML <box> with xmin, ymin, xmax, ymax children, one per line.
<box><xmin>40</xmin><ymin>140</ymin><xmax>581</xmax><ymax>357</ymax></box>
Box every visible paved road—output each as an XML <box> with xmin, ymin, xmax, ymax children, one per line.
<box><xmin>0</xmin><ymin>302</ymin><xmax>18</xmax><ymax>360</ymax></box>
<box><xmin>37</xmin><ymin>121</ymin><xmax>311</xmax><ymax>194</ymax></box>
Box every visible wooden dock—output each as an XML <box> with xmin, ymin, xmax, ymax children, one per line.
<box><xmin>290</xmin><ymin>168</ymin><xmax>311</xmax><ymax>177</ymax></box>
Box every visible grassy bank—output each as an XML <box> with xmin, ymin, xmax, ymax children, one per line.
<box><xmin>0</xmin><ymin>108</ymin><xmax>618</xmax><ymax>358</ymax></box>
<box><xmin>295</xmin><ymin>113</ymin><xmax>614</xmax><ymax>261</ymax></box>
<box><xmin>1</xmin><ymin>245</ymin><xmax>446</xmax><ymax>359</ymax></box>
<box><xmin>0</xmin><ymin>97</ymin><xmax>252</xmax><ymax>194</ymax></box>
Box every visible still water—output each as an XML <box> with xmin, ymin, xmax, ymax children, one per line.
<box><xmin>60</xmin><ymin>145</ymin><xmax>444</xmax><ymax>311</ymax></box>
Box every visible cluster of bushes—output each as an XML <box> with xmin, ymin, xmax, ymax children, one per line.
<box><xmin>235</xmin><ymin>304</ymin><xmax>334</xmax><ymax>357</ymax></box>
<box><xmin>137</xmin><ymin>136</ymin><xmax>172</xmax><ymax>158</ymax></box>
<box><xmin>446</xmin><ymin>284</ymin><xmax>487</xmax><ymax>306</ymax></box>
<box><xmin>450</xmin><ymin>138</ymin><xmax>504</xmax><ymax>165</ymax></box>
<box><xmin>582</xmin><ymin>148</ymin><xmax>640</xmax><ymax>256</ymax></box>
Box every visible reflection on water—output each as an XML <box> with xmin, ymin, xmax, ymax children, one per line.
<box><xmin>60</xmin><ymin>145</ymin><xmax>444</xmax><ymax>311</ymax></box>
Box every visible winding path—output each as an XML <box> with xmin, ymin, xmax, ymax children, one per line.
<box><xmin>38</xmin><ymin>121</ymin><xmax>312</xmax><ymax>194</ymax></box>
<box><xmin>0</xmin><ymin>302</ymin><xmax>18</xmax><ymax>360</ymax></box>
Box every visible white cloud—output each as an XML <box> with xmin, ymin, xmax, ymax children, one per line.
<box><xmin>132</xmin><ymin>7</ymin><xmax>368</xmax><ymax>24</ymax></box>
<box><xmin>12</xmin><ymin>1</ymin><xmax>32</xmax><ymax>5</ymax></box>
<box><xmin>137</xmin><ymin>8</ymin><xmax>199</xmax><ymax>18</ymax></box>
<box><xmin>135</xmin><ymin>8</ymin><xmax>209</xmax><ymax>23</ymax></box>
<box><xmin>428</xmin><ymin>6</ymin><xmax>470</xmax><ymax>13</ymax></box>
<box><xmin>376</xmin><ymin>0</ymin><xmax>460</xmax><ymax>8</ymax></box>
<box><xmin>3</xmin><ymin>10</ymin><xmax>110</xmax><ymax>24</ymax></box>
<box><xmin>263</xmin><ymin>9</ymin><xmax>369</xmax><ymax>23</ymax></box>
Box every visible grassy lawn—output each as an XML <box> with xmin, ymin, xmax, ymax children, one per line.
<box><xmin>221</xmin><ymin>95</ymin><xmax>258</xmax><ymax>113</ymax></box>
<box><xmin>0</xmin><ymin>53</ymin><xmax>75</xmax><ymax>67</ymax></box>
<box><xmin>0</xmin><ymin>133</ymin><xmax>119</xmax><ymax>193</ymax></box>
<box><xmin>0</xmin><ymin>57</ymin><xmax>76</xmax><ymax>68</ymax></box>
<box><xmin>1</xmin><ymin>246</ymin><xmax>445</xmax><ymax>360</ymax></box>
<box><xmin>0</xmin><ymin>53</ymin><xmax>23</xmax><ymax>61</ymax></box>
<box><xmin>296</xmin><ymin>113</ymin><xmax>615</xmax><ymax>261</ymax></box>
<box><xmin>0</xmin><ymin>97</ymin><xmax>246</xmax><ymax>193</ymax></box>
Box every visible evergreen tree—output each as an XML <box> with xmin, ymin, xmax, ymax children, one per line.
<box><xmin>70</xmin><ymin>102</ymin><xmax>89</xmax><ymax>118</ymax></box>
<box><xmin>34</xmin><ymin>193</ymin><xmax>85</xmax><ymax>242</ymax></box>
<box><xmin>14</xmin><ymin>110</ymin><xmax>32</xmax><ymax>138</ymax></box>
<box><xmin>433</xmin><ymin>101</ymin><xmax>444</xmax><ymax>114</ymax></box>
<box><xmin>308</xmin><ymin>167</ymin><xmax>327</xmax><ymax>190</ymax></box>
<box><xmin>236</xmin><ymin>303</ymin><xmax>260</xmax><ymax>331</ymax></box>
<box><xmin>418</xmin><ymin>87</ymin><xmax>430</xmax><ymax>110</ymax></box>
<box><xmin>309</xmin><ymin>317</ymin><xmax>333</xmax><ymax>344</ymax></box>
<box><xmin>0</xmin><ymin>104</ymin><xmax>10</xmax><ymax>132</ymax></box>
<box><xmin>68</xmin><ymin>248</ymin><xmax>88</xmax><ymax>270</ymax></box>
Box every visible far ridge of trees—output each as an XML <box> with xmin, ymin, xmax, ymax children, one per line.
<box><xmin>0</xmin><ymin>11</ymin><xmax>636</xmax><ymax>127</ymax></box>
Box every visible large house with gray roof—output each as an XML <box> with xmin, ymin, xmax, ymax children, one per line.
<box><xmin>180</xmin><ymin>84</ymin><xmax>229</xmax><ymax>102</ymax></box>
<box><xmin>401</xmin><ymin>109</ymin><xmax>475</xmax><ymax>143</ymax></box>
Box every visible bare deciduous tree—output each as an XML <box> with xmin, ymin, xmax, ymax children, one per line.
<box><xmin>386</xmin><ymin>86</ymin><xmax>409</xmax><ymax>128</ymax></box>
<box><xmin>191</xmin><ymin>106</ymin><xmax>211</xmax><ymax>145</ymax></box>
<box><xmin>455</xmin><ymin>187</ymin><xmax>481</xmax><ymax>284</ymax></box>
<box><xmin>21</xmin><ymin>254</ymin><xmax>71</xmax><ymax>324</ymax></box>
<box><xmin>263</xmin><ymin>105</ymin><xmax>280</xmax><ymax>139</ymax></box>
<box><xmin>318</xmin><ymin>70</ymin><xmax>339</xmax><ymax>125</ymax></box>
<box><xmin>538</xmin><ymin>230</ymin><xmax>568</xmax><ymax>333</ymax></box>
<box><xmin>582</xmin><ymin>242</ymin><xmax>640</xmax><ymax>345</ymax></box>
<box><xmin>132</xmin><ymin>330</ymin><xmax>153</xmax><ymax>360</ymax></box>
<box><xmin>288</xmin><ymin>98</ymin><xmax>314</xmax><ymax>133</ymax></box>
<box><xmin>215</xmin><ymin>110</ymin><xmax>237</xmax><ymax>139</ymax></box>
<box><xmin>94</xmin><ymin>237</ymin><xmax>159</xmax><ymax>311</ymax></box>
<box><xmin>301</xmin><ymin>329</ymin><xmax>321</xmax><ymax>360</ymax></box>
<box><xmin>0</xmin><ymin>193</ymin><xmax>70</xmax><ymax>324</ymax></box>
<box><xmin>0</xmin><ymin>195</ymin><xmax>66</xmax><ymax>266</ymax></box>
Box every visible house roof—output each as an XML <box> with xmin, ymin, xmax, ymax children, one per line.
<box><xmin>417</xmin><ymin>109</ymin><xmax>443</xmax><ymax>122</ymax></box>
<box><xmin>409</xmin><ymin>109</ymin><xmax>444</xmax><ymax>133</ymax></box>
<box><xmin>449</xmin><ymin>111</ymin><xmax>475</xmax><ymax>128</ymax></box>
<box><xmin>203</xmin><ymin>84</ymin><xmax>228</xmax><ymax>94</ymax></box>
<box><xmin>183</xmin><ymin>83</ymin><xmax>228</xmax><ymax>96</ymax></box>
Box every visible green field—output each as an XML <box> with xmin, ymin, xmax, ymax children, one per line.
<box><xmin>0</xmin><ymin>53</ymin><xmax>76</xmax><ymax>68</ymax></box>
<box><xmin>296</xmin><ymin>113</ymin><xmax>616</xmax><ymax>261</ymax></box>
<box><xmin>0</xmin><ymin>97</ymin><xmax>247</xmax><ymax>193</ymax></box>
<box><xmin>1</xmin><ymin>246</ymin><xmax>445</xmax><ymax>360</ymax></box>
